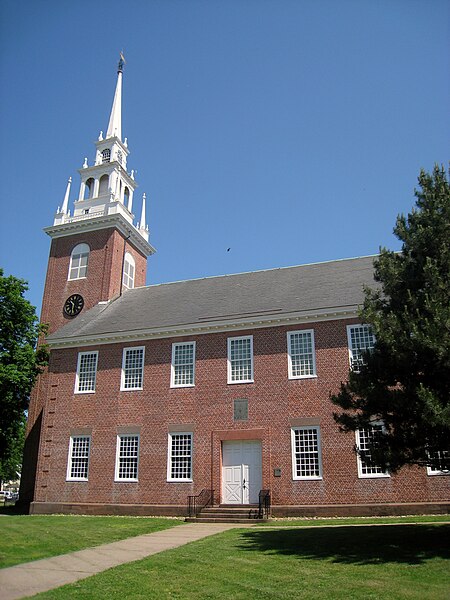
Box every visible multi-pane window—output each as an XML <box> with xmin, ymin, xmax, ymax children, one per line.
<box><xmin>356</xmin><ymin>425</ymin><xmax>389</xmax><ymax>478</ymax></box>
<box><xmin>291</xmin><ymin>426</ymin><xmax>322</xmax><ymax>480</ymax></box>
<box><xmin>121</xmin><ymin>347</ymin><xmax>145</xmax><ymax>390</ymax></box>
<box><xmin>168</xmin><ymin>433</ymin><xmax>193</xmax><ymax>481</ymax></box>
<box><xmin>347</xmin><ymin>325</ymin><xmax>375</xmax><ymax>371</ymax></box>
<box><xmin>67</xmin><ymin>436</ymin><xmax>91</xmax><ymax>481</ymax></box>
<box><xmin>75</xmin><ymin>351</ymin><xmax>98</xmax><ymax>393</ymax></box>
<box><xmin>288</xmin><ymin>330</ymin><xmax>316</xmax><ymax>379</ymax></box>
<box><xmin>427</xmin><ymin>450</ymin><xmax>449</xmax><ymax>476</ymax></box>
<box><xmin>115</xmin><ymin>434</ymin><xmax>139</xmax><ymax>481</ymax></box>
<box><xmin>228</xmin><ymin>336</ymin><xmax>253</xmax><ymax>383</ymax></box>
<box><xmin>171</xmin><ymin>342</ymin><xmax>196</xmax><ymax>387</ymax></box>
<box><xmin>101</xmin><ymin>148</ymin><xmax>111</xmax><ymax>163</ymax></box>
<box><xmin>123</xmin><ymin>252</ymin><xmax>135</xmax><ymax>290</ymax></box>
<box><xmin>68</xmin><ymin>243</ymin><xmax>90</xmax><ymax>280</ymax></box>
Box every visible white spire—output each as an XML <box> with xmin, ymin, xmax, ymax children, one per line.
<box><xmin>140</xmin><ymin>193</ymin><xmax>147</xmax><ymax>230</ymax></box>
<box><xmin>61</xmin><ymin>177</ymin><xmax>72</xmax><ymax>214</ymax></box>
<box><xmin>106</xmin><ymin>55</ymin><xmax>124</xmax><ymax>140</ymax></box>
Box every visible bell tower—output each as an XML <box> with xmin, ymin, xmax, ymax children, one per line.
<box><xmin>19</xmin><ymin>57</ymin><xmax>156</xmax><ymax>507</ymax></box>
<box><xmin>41</xmin><ymin>56</ymin><xmax>155</xmax><ymax>334</ymax></box>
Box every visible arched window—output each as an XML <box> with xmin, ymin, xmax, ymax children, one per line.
<box><xmin>99</xmin><ymin>174</ymin><xmax>109</xmax><ymax>195</ymax></box>
<box><xmin>123</xmin><ymin>252</ymin><xmax>135</xmax><ymax>290</ymax></box>
<box><xmin>84</xmin><ymin>178</ymin><xmax>94</xmax><ymax>200</ymax></box>
<box><xmin>101</xmin><ymin>149</ymin><xmax>111</xmax><ymax>163</ymax></box>
<box><xmin>69</xmin><ymin>243</ymin><xmax>90</xmax><ymax>280</ymax></box>
<box><xmin>124</xmin><ymin>187</ymin><xmax>130</xmax><ymax>208</ymax></box>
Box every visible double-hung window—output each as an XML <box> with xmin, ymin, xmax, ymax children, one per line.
<box><xmin>356</xmin><ymin>425</ymin><xmax>389</xmax><ymax>478</ymax></box>
<box><xmin>171</xmin><ymin>342</ymin><xmax>196</xmax><ymax>387</ymax></box>
<box><xmin>121</xmin><ymin>347</ymin><xmax>145</xmax><ymax>390</ymax></box>
<box><xmin>68</xmin><ymin>243</ymin><xmax>90</xmax><ymax>280</ymax></box>
<box><xmin>123</xmin><ymin>252</ymin><xmax>135</xmax><ymax>290</ymax></box>
<box><xmin>66</xmin><ymin>435</ymin><xmax>91</xmax><ymax>481</ymax></box>
<box><xmin>347</xmin><ymin>325</ymin><xmax>375</xmax><ymax>372</ymax></box>
<box><xmin>115</xmin><ymin>434</ymin><xmax>140</xmax><ymax>481</ymax></box>
<box><xmin>75</xmin><ymin>351</ymin><xmax>98</xmax><ymax>393</ymax></box>
<box><xmin>167</xmin><ymin>432</ymin><xmax>193</xmax><ymax>482</ymax></box>
<box><xmin>287</xmin><ymin>330</ymin><xmax>316</xmax><ymax>379</ymax></box>
<box><xmin>427</xmin><ymin>450</ymin><xmax>449</xmax><ymax>476</ymax></box>
<box><xmin>228</xmin><ymin>336</ymin><xmax>253</xmax><ymax>384</ymax></box>
<box><xmin>291</xmin><ymin>426</ymin><xmax>322</xmax><ymax>480</ymax></box>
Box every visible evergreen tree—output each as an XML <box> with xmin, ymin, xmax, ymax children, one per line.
<box><xmin>0</xmin><ymin>270</ymin><xmax>48</xmax><ymax>480</ymax></box>
<box><xmin>331</xmin><ymin>165</ymin><xmax>450</xmax><ymax>472</ymax></box>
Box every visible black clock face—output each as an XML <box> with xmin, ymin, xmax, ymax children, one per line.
<box><xmin>63</xmin><ymin>294</ymin><xmax>84</xmax><ymax>317</ymax></box>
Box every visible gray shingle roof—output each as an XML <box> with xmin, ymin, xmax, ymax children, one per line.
<box><xmin>48</xmin><ymin>255</ymin><xmax>377</xmax><ymax>345</ymax></box>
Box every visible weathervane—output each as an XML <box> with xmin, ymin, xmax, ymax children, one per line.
<box><xmin>118</xmin><ymin>50</ymin><xmax>126</xmax><ymax>73</ymax></box>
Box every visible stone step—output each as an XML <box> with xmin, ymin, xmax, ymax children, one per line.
<box><xmin>195</xmin><ymin>514</ymin><xmax>259</xmax><ymax>520</ymax></box>
<box><xmin>201</xmin><ymin>509</ymin><xmax>259</xmax><ymax>517</ymax></box>
<box><xmin>185</xmin><ymin>517</ymin><xmax>267</xmax><ymax>524</ymax></box>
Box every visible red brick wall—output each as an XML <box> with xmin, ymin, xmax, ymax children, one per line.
<box><xmin>21</xmin><ymin>227</ymin><xmax>147</xmax><ymax>505</ymax></box>
<box><xmin>32</xmin><ymin>318</ymin><xmax>450</xmax><ymax>510</ymax></box>
<box><xmin>41</xmin><ymin>228</ymin><xmax>147</xmax><ymax>335</ymax></box>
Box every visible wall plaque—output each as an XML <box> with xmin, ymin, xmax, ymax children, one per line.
<box><xmin>233</xmin><ymin>399</ymin><xmax>248</xmax><ymax>421</ymax></box>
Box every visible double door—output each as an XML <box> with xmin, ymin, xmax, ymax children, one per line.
<box><xmin>222</xmin><ymin>440</ymin><xmax>262</xmax><ymax>505</ymax></box>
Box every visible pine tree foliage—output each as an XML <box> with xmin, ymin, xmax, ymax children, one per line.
<box><xmin>0</xmin><ymin>270</ymin><xmax>48</xmax><ymax>479</ymax></box>
<box><xmin>331</xmin><ymin>165</ymin><xmax>450</xmax><ymax>472</ymax></box>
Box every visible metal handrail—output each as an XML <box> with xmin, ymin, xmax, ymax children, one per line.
<box><xmin>187</xmin><ymin>489</ymin><xmax>214</xmax><ymax>517</ymax></box>
<box><xmin>258</xmin><ymin>489</ymin><xmax>271</xmax><ymax>519</ymax></box>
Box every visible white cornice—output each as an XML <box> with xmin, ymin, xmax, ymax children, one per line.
<box><xmin>43</xmin><ymin>213</ymin><xmax>156</xmax><ymax>257</ymax></box>
<box><xmin>47</xmin><ymin>306</ymin><xmax>360</xmax><ymax>350</ymax></box>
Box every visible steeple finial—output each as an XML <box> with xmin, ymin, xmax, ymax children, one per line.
<box><xmin>106</xmin><ymin>54</ymin><xmax>124</xmax><ymax>140</ymax></box>
<box><xmin>140</xmin><ymin>193</ymin><xmax>147</xmax><ymax>231</ymax></box>
<box><xmin>118</xmin><ymin>51</ymin><xmax>126</xmax><ymax>74</ymax></box>
<box><xmin>61</xmin><ymin>177</ymin><xmax>72</xmax><ymax>214</ymax></box>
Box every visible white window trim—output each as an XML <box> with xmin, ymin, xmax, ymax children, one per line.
<box><xmin>287</xmin><ymin>329</ymin><xmax>317</xmax><ymax>379</ymax></box>
<box><xmin>114</xmin><ymin>434</ymin><xmax>140</xmax><ymax>482</ymax></box>
<box><xmin>346</xmin><ymin>324</ymin><xmax>375</xmax><ymax>372</ymax></box>
<box><xmin>227</xmin><ymin>335</ymin><xmax>254</xmax><ymax>384</ymax></box>
<box><xmin>66</xmin><ymin>435</ymin><xmax>91</xmax><ymax>481</ymax></box>
<box><xmin>74</xmin><ymin>351</ymin><xmax>98</xmax><ymax>394</ymax></box>
<box><xmin>427</xmin><ymin>451</ymin><xmax>449</xmax><ymax>476</ymax></box>
<box><xmin>120</xmin><ymin>346</ymin><xmax>145</xmax><ymax>391</ymax></box>
<box><xmin>167</xmin><ymin>432</ymin><xmax>193</xmax><ymax>482</ymax></box>
<box><xmin>291</xmin><ymin>426</ymin><xmax>323</xmax><ymax>481</ymax></box>
<box><xmin>355</xmin><ymin>426</ymin><xmax>390</xmax><ymax>479</ymax></box>
<box><xmin>170</xmin><ymin>341</ymin><xmax>196</xmax><ymax>388</ymax></box>
<box><xmin>68</xmin><ymin>243</ymin><xmax>90</xmax><ymax>281</ymax></box>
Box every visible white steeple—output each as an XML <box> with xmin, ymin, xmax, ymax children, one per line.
<box><xmin>106</xmin><ymin>54</ymin><xmax>124</xmax><ymax>140</ymax></box>
<box><xmin>47</xmin><ymin>55</ymin><xmax>155</xmax><ymax>259</ymax></box>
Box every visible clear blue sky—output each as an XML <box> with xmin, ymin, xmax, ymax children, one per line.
<box><xmin>1</xmin><ymin>0</ymin><xmax>448</xmax><ymax>314</ymax></box>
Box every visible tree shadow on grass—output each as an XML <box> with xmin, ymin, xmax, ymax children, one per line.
<box><xmin>238</xmin><ymin>525</ymin><xmax>450</xmax><ymax>565</ymax></box>
<box><xmin>0</xmin><ymin>504</ymin><xmax>26</xmax><ymax>515</ymax></box>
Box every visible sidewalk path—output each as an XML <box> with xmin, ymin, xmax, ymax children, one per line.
<box><xmin>0</xmin><ymin>522</ymin><xmax>243</xmax><ymax>600</ymax></box>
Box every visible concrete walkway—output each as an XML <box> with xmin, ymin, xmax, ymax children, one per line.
<box><xmin>0</xmin><ymin>522</ymin><xmax>243</xmax><ymax>600</ymax></box>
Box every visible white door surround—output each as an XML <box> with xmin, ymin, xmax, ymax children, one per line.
<box><xmin>222</xmin><ymin>440</ymin><xmax>262</xmax><ymax>505</ymax></box>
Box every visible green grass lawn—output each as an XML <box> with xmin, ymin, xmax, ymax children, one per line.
<box><xmin>0</xmin><ymin>514</ymin><xmax>183</xmax><ymax>568</ymax></box>
<box><xmin>29</xmin><ymin>522</ymin><xmax>449</xmax><ymax>600</ymax></box>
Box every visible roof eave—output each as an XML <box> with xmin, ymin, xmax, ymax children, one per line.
<box><xmin>47</xmin><ymin>305</ymin><xmax>361</xmax><ymax>350</ymax></box>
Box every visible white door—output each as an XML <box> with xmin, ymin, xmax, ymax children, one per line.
<box><xmin>222</xmin><ymin>440</ymin><xmax>262</xmax><ymax>504</ymax></box>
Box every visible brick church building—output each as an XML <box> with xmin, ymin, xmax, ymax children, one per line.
<box><xmin>21</xmin><ymin>61</ymin><xmax>449</xmax><ymax>517</ymax></box>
